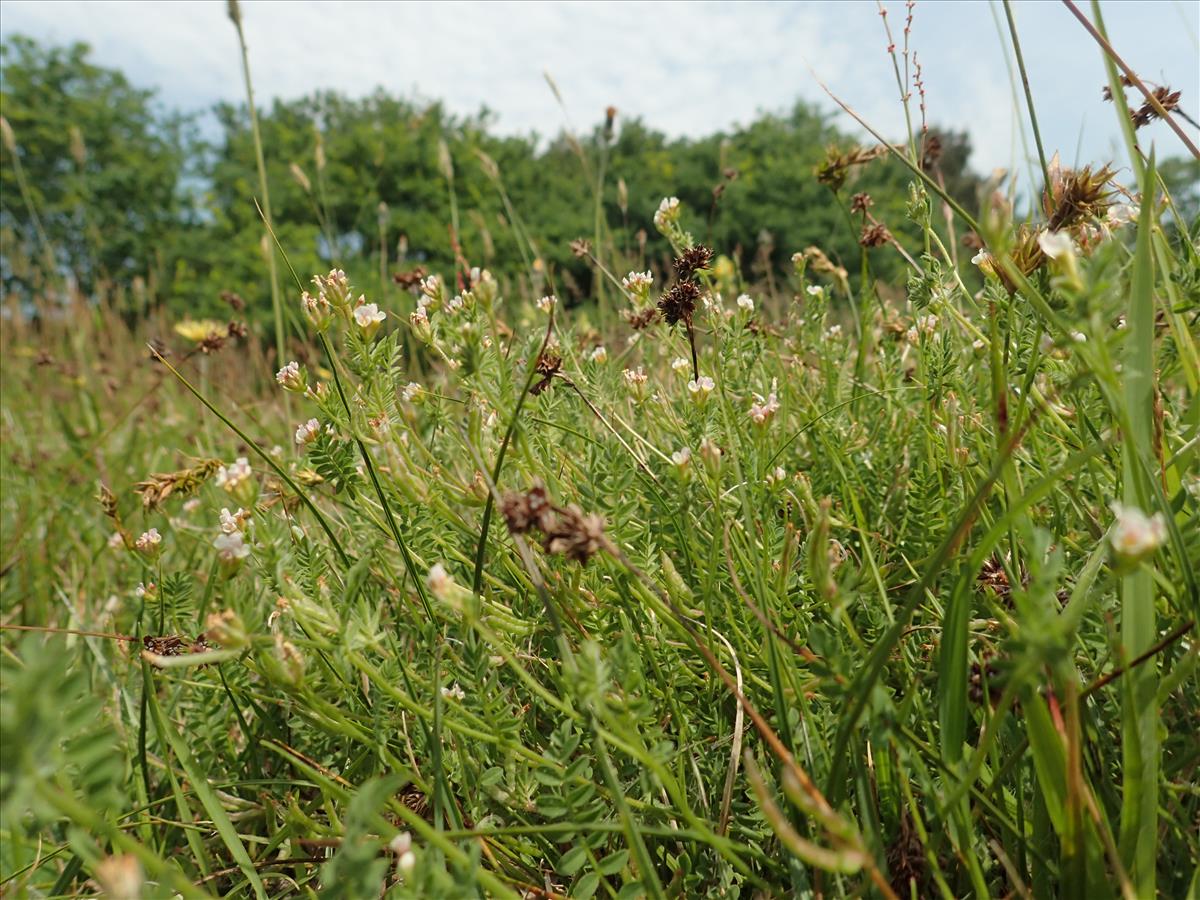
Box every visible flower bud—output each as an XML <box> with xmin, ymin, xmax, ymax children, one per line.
<box><xmin>205</xmin><ymin>608</ymin><xmax>249</xmax><ymax>650</ymax></box>
<box><xmin>301</xmin><ymin>291</ymin><xmax>334</xmax><ymax>331</ymax></box>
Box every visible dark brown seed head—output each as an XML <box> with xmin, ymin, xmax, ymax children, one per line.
<box><xmin>658</xmin><ymin>280</ymin><xmax>701</xmax><ymax>327</ymax></box>
<box><xmin>850</xmin><ymin>192</ymin><xmax>873</xmax><ymax>214</ymax></box>
<box><xmin>859</xmin><ymin>222</ymin><xmax>892</xmax><ymax>248</ymax></box>
<box><xmin>570</xmin><ymin>237</ymin><xmax>592</xmax><ymax>259</ymax></box>
<box><xmin>673</xmin><ymin>244</ymin><xmax>714</xmax><ymax>281</ymax></box>
<box><xmin>501</xmin><ymin>482</ymin><xmax>553</xmax><ymax>535</ymax></box>
<box><xmin>541</xmin><ymin>504</ymin><xmax>607</xmax><ymax>565</ymax></box>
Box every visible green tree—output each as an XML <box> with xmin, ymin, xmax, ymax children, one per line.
<box><xmin>0</xmin><ymin>35</ymin><xmax>188</xmax><ymax>300</ymax></box>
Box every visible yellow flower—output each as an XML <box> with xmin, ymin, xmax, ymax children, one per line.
<box><xmin>174</xmin><ymin>319</ymin><xmax>225</xmax><ymax>342</ymax></box>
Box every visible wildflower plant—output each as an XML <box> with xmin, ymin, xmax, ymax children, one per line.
<box><xmin>2</xmin><ymin>16</ymin><xmax>1199</xmax><ymax>900</ymax></box>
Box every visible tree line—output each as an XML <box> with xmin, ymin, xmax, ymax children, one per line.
<box><xmin>11</xmin><ymin>33</ymin><xmax>1184</xmax><ymax>323</ymax></box>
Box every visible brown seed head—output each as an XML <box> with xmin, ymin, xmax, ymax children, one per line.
<box><xmin>501</xmin><ymin>482</ymin><xmax>554</xmax><ymax>535</ymax></box>
<box><xmin>673</xmin><ymin>244</ymin><xmax>714</xmax><ymax>281</ymax></box>
<box><xmin>624</xmin><ymin>307</ymin><xmax>660</xmax><ymax>330</ymax></box>
<box><xmin>859</xmin><ymin>222</ymin><xmax>892</xmax><ymax>248</ymax></box>
<box><xmin>850</xmin><ymin>192</ymin><xmax>873</xmax><ymax>214</ymax></box>
<box><xmin>658</xmin><ymin>280</ymin><xmax>701</xmax><ymax>327</ymax></box>
<box><xmin>530</xmin><ymin>351</ymin><xmax>562</xmax><ymax>396</ymax></box>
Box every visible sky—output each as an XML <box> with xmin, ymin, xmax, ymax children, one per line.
<box><xmin>1</xmin><ymin>0</ymin><xmax>1197</xmax><ymax>177</ymax></box>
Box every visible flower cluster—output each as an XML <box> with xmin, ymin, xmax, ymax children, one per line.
<box><xmin>621</xmin><ymin>271</ymin><xmax>654</xmax><ymax>306</ymax></box>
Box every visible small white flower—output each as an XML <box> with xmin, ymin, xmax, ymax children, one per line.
<box><xmin>766</xmin><ymin>466</ymin><xmax>787</xmax><ymax>485</ymax></box>
<box><xmin>1037</xmin><ymin>230</ymin><xmax>1076</xmax><ymax>260</ymax></box>
<box><xmin>623</xmin><ymin>366</ymin><xmax>648</xmax><ymax>400</ymax></box>
<box><xmin>972</xmin><ymin>339</ymin><xmax>986</xmax><ymax>351</ymax></box>
<box><xmin>805</xmin><ymin>284</ymin><xmax>824</xmax><ymax>297</ymax></box>
<box><xmin>426</xmin><ymin>563</ymin><xmax>453</xmax><ymax>601</ymax></box>
<box><xmin>1107</xmin><ymin>203</ymin><xmax>1138</xmax><ymax>227</ymax></box>
<box><xmin>688</xmin><ymin>376</ymin><xmax>715</xmax><ymax>398</ymax></box>
<box><xmin>390</xmin><ymin>832</ymin><xmax>412</xmax><ymax>856</ymax></box>
<box><xmin>276</xmin><ymin>361</ymin><xmax>305</xmax><ymax>392</ymax></box>
<box><xmin>135</xmin><ymin>528</ymin><xmax>162</xmax><ymax>558</ymax></box>
<box><xmin>219</xmin><ymin>507</ymin><xmax>247</xmax><ymax>534</ymax></box>
<box><xmin>824</xmin><ymin>324</ymin><xmax>843</xmax><ymax>340</ymax></box>
<box><xmin>419</xmin><ymin>274</ymin><xmax>444</xmax><ymax>305</ymax></box>
<box><xmin>353</xmin><ymin>302</ymin><xmax>386</xmax><ymax>338</ymax></box>
<box><xmin>1108</xmin><ymin>502</ymin><xmax>1166</xmax><ymax>561</ymax></box>
<box><xmin>446</xmin><ymin>294</ymin><xmax>464</xmax><ymax>314</ymax></box>
<box><xmin>216</xmin><ymin>458</ymin><xmax>251</xmax><ymax>490</ymax></box>
<box><xmin>402</xmin><ymin>381</ymin><xmax>422</xmax><ymax>402</ymax></box>
<box><xmin>441</xmin><ymin>682</ymin><xmax>466</xmax><ymax>701</ymax></box>
<box><xmin>671</xmin><ymin>446</ymin><xmax>692</xmax><ymax>467</ymax></box>
<box><xmin>736</xmin><ymin>293</ymin><xmax>755</xmax><ymax>312</ymax></box>
<box><xmin>398</xmin><ymin>850</ymin><xmax>416</xmax><ymax>875</ymax></box>
<box><xmin>182</xmin><ymin>498</ymin><xmax>201</xmax><ymax>513</ymax></box>
<box><xmin>1070</xmin><ymin>331</ymin><xmax>1087</xmax><ymax>343</ymax></box>
<box><xmin>213</xmin><ymin>530</ymin><xmax>251</xmax><ymax>562</ymax></box>
<box><xmin>107</xmin><ymin>531</ymin><xmax>125</xmax><ymax>549</ymax></box>
<box><xmin>135</xmin><ymin>582</ymin><xmax>154</xmax><ymax>599</ymax></box>
<box><xmin>671</xmin><ymin>357</ymin><xmax>691</xmax><ymax>375</ymax></box>
<box><xmin>971</xmin><ymin>249</ymin><xmax>990</xmax><ymax>266</ymax></box>
<box><xmin>621</xmin><ymin>271</ymin><xmax>653</xmax><ymax>302</ymax></box>
<box><xmin>295</xmin><ymin>418</ymin><xmax>321</xmax><ymax>446</ymax></box>
<box><xmin>653</xmin><ymin>196</ymin><xmax>680</xmax><ymax>230</ymax></box>
<box><xmin>588</xmin><ymin>345</ymin><xmax>608</xmax><ymax>363</ymax></box>
<box><xmin>535</xmin><ymin>294</ymin><xmax>557</xmax><ymax>313</ymax></box>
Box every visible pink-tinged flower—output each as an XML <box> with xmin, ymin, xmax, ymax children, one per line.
<box><xmin>135</xmin><ymin>528</ymin><xmax>162</xmax><ymax>559</ymax></box>
<box><xmin>219</xmin><ymin>507</ymin><xmax>249</xmax><ymax>534</ymax></box>
<box><xmin>426</xmin><ymin>563</ymin><xmax>453</xmax><ymax>600</ymax></box>
<box><xmin>294</xmin><ymin>418</ymin><xmax>321</xmax><ymax>446</ymax></box>
<box><xmin>276</xmin><ymin>361</ymin><xmax>306</xmax><ymax>392</ymax></box>
<box><xmin>301</xmin><ymin>291</ymin><xmax>334</xmax><ymax>331</ymax></box>
<box><xmin>688</xmin><ymin>376</ymin><xmax>715</xmax><ymax>402</ymax></box>
<box><xmin>1108</xmin><ymin>502</ymin><xmax>1166</xmax><ymax>562</ymax></box>
<box><xmin>749</xmin><ymin>391</ymin><xmax>780</xmax><ymax>425</ymax></box>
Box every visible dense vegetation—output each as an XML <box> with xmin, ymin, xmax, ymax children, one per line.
<box><xmin>2</xmin><ymin>16</ymin><xmax>1199</xmax><ymax>900</ymax></box>
<box><xmin>0</xmin><ymin>34</ymin><xmax>993</xmax><ymax>317</ymax></box>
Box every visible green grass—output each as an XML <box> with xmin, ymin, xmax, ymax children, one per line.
<box><xmin>2</xmin><ymin>17</ymin><xmax>1199</xmax><ymax>899</ymax></box>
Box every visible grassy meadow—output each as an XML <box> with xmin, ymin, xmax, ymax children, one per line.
<box><xmin>1</xmin><ymin>5</ymin><xmax>1199</xmax><ymax>898</ymax></box>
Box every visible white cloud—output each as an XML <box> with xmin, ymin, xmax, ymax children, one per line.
<box><xmin>1</xmin><ymin>0</ymin><xmax>1196</xmax><ymax>179</ymax></box>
